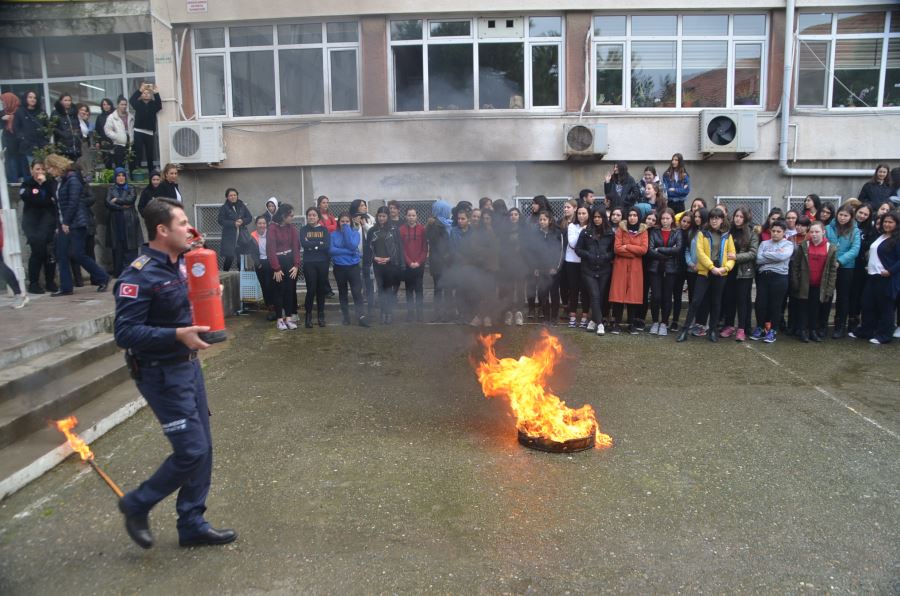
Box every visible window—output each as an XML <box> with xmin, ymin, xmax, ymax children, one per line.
<box><xmin>796</xmin><ymin>11</ymin><xmax>900</xmax><ymax>108</ymax></box>
<box><xmin>192</xmin><ymin>21</ymin><xmax>360</xmax><ymax>118</ymax></box>
<box><xmin>591</xmin><ymin>13</ymin><xmax>768</xmax><ymax>109</ymax></box>
<box><xmin>0</xmin><ymin>33</ymin><xmax>154</xmax><ymax>113</ymax></box>
<box><xmin>389</xmin><ymin>16</ymin><xmax>563</xmax><ymax>112</ymax></box>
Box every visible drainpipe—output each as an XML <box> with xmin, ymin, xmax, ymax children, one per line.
<box><xmin>779</xmin><ymin>0</ymin><xmax>870</xmax><ymax>177</ymax></box>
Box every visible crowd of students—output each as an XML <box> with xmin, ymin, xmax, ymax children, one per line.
<box><xmin>244</xmin><ymin>160</ymin><xmax>900</xmax><ymax>346</ymax></box>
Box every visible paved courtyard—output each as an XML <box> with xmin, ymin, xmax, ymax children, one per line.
<box><xmin>1</xmin><ymin>317</ymin><xmax>898</xmax><ymax>594</ymax></box>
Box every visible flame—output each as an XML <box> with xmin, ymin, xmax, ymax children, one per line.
<box><xmin>54</xmin><ymin>416</ymin><xmax>94</xmax><ymax>461</ymax></box>
<box><xmin>475</xmin><ymin>331</ymin><xmax>612</xmax><ymax>449</ymax></box>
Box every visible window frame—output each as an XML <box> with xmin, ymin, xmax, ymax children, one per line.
<box><xmin>191</xmin><ymin>20</ymin><xmax>361</xmax><ymax>120</ymax></box>
<box><xmin>794</xmin><ymin>10</ymin><xmax>899</xmax><ymax>111</ymax></box>
<box><xmin>590</xmin><ymin>12</ymin><xmax>769</xmax><ymax>112</ymax></box>
<box><xmin>387</xmin><ymin>14</ymin><xmax>565</xmax><ymax>114</ymax></box>
<box><xmin>0</xmin><ymin>33</ymin><xmax>154</xmax><ymax>115</ymax></box>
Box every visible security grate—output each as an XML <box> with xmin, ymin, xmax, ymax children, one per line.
<box><xmin>714</xmin><ymin>196</ymin><xmax>771</xmax><ymax>227</ymax></box>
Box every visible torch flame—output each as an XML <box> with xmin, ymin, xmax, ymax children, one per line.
<box><xmin>54</xmin><ymin>416</ymin><xmax>94</xmax><ymax>461</ymax></box>
<box><xmin>475</xmin><ymin>331</ymin><xmax>612</xmax><ymax>449</ymax></box>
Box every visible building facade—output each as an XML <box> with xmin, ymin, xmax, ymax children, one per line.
<box><xmin>2</xmin><ymin>0</ymin><xmax>899</xmax><ymax>222</ymax></box>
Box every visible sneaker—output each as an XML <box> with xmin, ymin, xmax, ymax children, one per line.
<box><xmin>482</xmin><ymin>317</ymin><xmax>492</xmax><ymax>327</ymax></box>
<box><xmin>610</xmin><ymin>324</ymin><xmax>621</xmax><ymax>335</ymax></box>
<box><xmin>847</xmin><ymin>330</ymin><xmax>858</xmax><ymax>339</ymax></box>
<box><xmin>763</xmin><ymin>329</ymin><xmax>777</xmax><ymax>343</ymax></box>
<box><xmin>579</xmin><ymin>318</ymin><xmax>588</xmax><ymax>329</ymax></box>
<box><xmin>691</xmin><ymin>325</ymin><xmax>707</xmax><ymax>337</ymax></box>
<box><xmin>869</xmin><ymin>338</ymin><xmax>883</xmax><ymax>345</ymax></box>
<box><xmin>720</xmin><ymin>326</ymin><xmax>735</xmax><ymax>338</ymax></box>
<box><xmin>514</xmin><ymin>311</ymin><xmax>524</xmax><ymax>326</ymax></box>
<box><xmin>568</xmin><ymin>316</ymin><xmax>577</xmax><ymax>328</ymax></box>
<box><xmin>12</xmin><ymin>294</ymin><xmax>29</xmax><ymax>309</ymax></box>
<box><xmin>669</xmin><ymin>322</ymin><xmax>679</xmax><ymax>332</ymax></box>
<box><xmin>750</xmin><ymin>327</ymin><xmax>764</xmax><ymax>341</ymax></box>
<box><xmin>894</xmin><ymin>327</ymin><xmax>900</xmax><ymax>339</ymax></box>
<box><xmin>649</xmin><ymin>322</ymin><xmax>659</xmax><ymax>335</ymax></box>
<box><xmin>586</xmin><ymin>320</ymin><xmax>597</xmax><ymax>331</ymax></box>
<box><xmin>735</xmin><ymin>329</ymin><xmax>746</xmax><ymax>342</ymax></box>
<box><xmin>596</xmin><ymin>323</ymin><xmax>605</xmax><ymax>336</ymax></box>
<box><xmin>628</xmin><ymin>325</ymin><xmax>640</xmax><ymax>335</ymax></box>
<box><xmin>504</xmin><ymin>311</ymin><xmax>513</xmax><ymax>326</ymax></box>
<box><xmin>285</xmin><ymin>319</ymin><xmax>298</xmax><ymax>330</ymax></box>
<box><xmin>658</xmin><ymin>323</ymin><xmax>668</xmax><ymax>337</ymax></box>
<box><xmin>469</xmin><ymin>316</ymin><xmax>481</xmax><ymax>327</ymax></box>
<box><xmin>276</xmin><ymin>319</ymin><xmax>288</xmax><ymax>331</ymax></box>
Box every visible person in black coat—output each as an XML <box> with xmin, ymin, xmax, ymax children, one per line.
<box><xmin>53</xmin><ymin>94</ymin><xmax>81</xmax><ymax>160</ymax></box>
<box><xmin>574</xmin><ymin>206</ymin><xmax>615</xmax><ymax>335</ymax></box>
<box><xmin>106</xmin><ymin>168</ymin><xmax>144</xmax><ymax>276</ymax></box>
<box><xmin>129</xmin><ymin>82</ymin><xmax>162</xmax><ymax>169</ymax></box>
<box><xmin>858</xmin><ymin>164</ymin><xmax>892</xmax><ymax>210</ymax></box>
<box><xmin>217</xmin><ymin>187</ymin><xmax>253</xmax><ymax>271</ymax></box>
<box><xmin>156</xmin><ymin>163</ymin><xmax>182</xmax><ymax>203</ymax></box>
<box><xmin>94</xmin><ymin>98</ymin><xmax>115</xmax><ymax>169</ymax></box>
<box><xmin>603</xmin><ymin>161</ymin><xmax>641</xmax><ymax>210</ymax></box>
<box><xmin>18</xmin><ymin>160</ymin><xmax>58</xmax><ymax>293</ymax></box>
<box><xmin>646</xmin><ymin>208</ymin><xmax>684</xmax><ymax>336</ymax></box>
<box><xmin>13</xmin><ymin>90</ymin><xmax>48</xmax><ymax>165</ymax></box>
<box><xmin>137</xmin><ymin>170</ymin><xmax>163</xmax><ymax>216</ymax></box>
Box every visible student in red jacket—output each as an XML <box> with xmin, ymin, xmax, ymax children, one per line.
<box><xmin>399</xmin><ymin>206</ymin><xmax>427</xmax><ymax>322</ymax></box>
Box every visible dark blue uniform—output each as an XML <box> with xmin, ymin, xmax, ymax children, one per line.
<box><xmin>114</xmin><ymin>244</ymin><xmax>213</xmax><ymax>541</ymax></box>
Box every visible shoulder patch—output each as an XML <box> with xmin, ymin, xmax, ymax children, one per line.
<box><xmin>130</xmin><ymin>255</ymin><xmax>151</xmax><ymax>270</ymax></box>
<box><xmin>118</xmin><ymin>283</ymin><xmax>140</xmax><ymax>299</ymax></box>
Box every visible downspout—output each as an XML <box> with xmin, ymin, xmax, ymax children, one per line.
<box><xmin>779</xmin><ymin>0</ymin><xmax>870</xmax><ymax>177</ymax></box>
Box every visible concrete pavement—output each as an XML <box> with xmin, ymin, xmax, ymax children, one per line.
<box><xmin>0</xmin><ymin>317</ymin><xmax>898</xmax><ymax>594</ymax></box>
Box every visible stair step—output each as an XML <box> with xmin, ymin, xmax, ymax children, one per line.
<box><xmin>0</xmin><ymin>333</ymin><xmax>119</xmax><ymax>404</ymax></box>
<box><xmin>0</xmin><ymin>380</ymin><xmax>146</xmax><ymax>501</ymax></box>
<box><xmin>0</xmin><ymin>351</ymin><xmax>129</xmax><ymax>450</ymax></box>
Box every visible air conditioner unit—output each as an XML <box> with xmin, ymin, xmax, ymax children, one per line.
<box><xmin>168</xmin><ymin>121</ymin><xmax>225</xmax><ymax>164</ymax></box>
<box><xmin>699</xmin><ymin>110</ymin><xmax>758</xmax><ymax>155</ymax></box>
<box><xmin>564</xmin><ymin>123</ymin><xmax>608</xmax><ymax>157</ymax></box>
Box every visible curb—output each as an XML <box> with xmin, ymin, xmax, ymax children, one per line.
<box><xmin>0</xmin><ymin>396</ymin><xmax>146</xmax><ymax>501</ymax></box>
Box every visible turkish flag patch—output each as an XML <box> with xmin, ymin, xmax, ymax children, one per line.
<box><xmin>119</xmin><ymin>283</ymin><xmax>139</xmax><ymax>299</ymax></box>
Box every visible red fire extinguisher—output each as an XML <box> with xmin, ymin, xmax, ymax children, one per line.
<box><xmin>185</xmin><ymin>227</ymin><xmax>227</xmax><ymax>344</ymax></box>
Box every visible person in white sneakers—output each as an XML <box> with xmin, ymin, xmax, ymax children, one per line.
<box><xmin>574</xmin><ymin>207</ymin><xmax>615</xmax><ymax>336</ymax></box>
<box><xmin>0</xmin><ymin>218</ymin><xmax>28</xmax><ymax>309</ymax></box>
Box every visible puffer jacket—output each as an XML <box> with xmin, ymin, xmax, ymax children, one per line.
<box><xmin>825</xmin><ymin>220</ymin><xmax>861</xmax><ymax>269</ymax></box>
<box><xmin>13</xmin><ymin>104</ymin><xmax>48</xmax><ymax>154</ymax></box>
<box><xmin>574</xmin><ymin>227</ymin><xmax>615</xmax><ymax>277</ymax></box>
<box><xmin>647</xmin><ymin>227</ymin><xmax>684</xmax><ymax>274</ymax></box>
<box><xmin>695</xmin><ymin>229</ymin><xmax>736</xmax><ymax>277</ymax></box>
<box><xmin>730</xmin><ymin>226</ymin><xmax>760</xmax><ymax>279</ymax></box>
<box><xmin>56</xmin><ymin>170</ymin><xmax>91</xmax><ymax>229</ymax></box>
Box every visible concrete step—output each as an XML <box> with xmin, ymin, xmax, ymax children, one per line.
<box><xmin>0</xmin><ymin>379</ymin><xmax>145</xmax><ymax>501</ymax></box>
<box><xmin>0</xmin><ymin>350</ymin><xmax>129</xmax><ymax>450</ymax></box>
<box><xmin>0</xmin><ymin>333</ymin><xmax>120</xmax><ymax>404</ymax></box>
<box><xmin>0</xmin><ymin>308</ymin><xmax>114</xmax><ymax>369</ymax></box>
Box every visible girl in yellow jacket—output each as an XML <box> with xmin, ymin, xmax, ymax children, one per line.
<box><xmin>676</xmin><ymin>207</ymin><xmax>736</xmax><ymax>343</ymax></box>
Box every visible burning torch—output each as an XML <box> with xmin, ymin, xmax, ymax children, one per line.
<box><xmin>54</xmin><ymin>417</ymin><xmax>124</xmax><ymax>498</ymax></box>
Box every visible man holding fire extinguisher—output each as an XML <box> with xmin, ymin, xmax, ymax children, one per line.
<box><xmin>113</xmin><ymin>197</ymin><xmax>237</xmax><ymax>549</ymax></box>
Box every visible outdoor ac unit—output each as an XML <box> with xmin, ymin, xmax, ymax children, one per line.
<box><xmin>699</xmin><ymin>110</ymin><xmax>758</xmax><ymax>155</ymax></box>
<box><xmin>564</xmin><ymin>124</ymin><xmax>608</xmax><ymax>157</ymax></box>
<box><xmin>168</xmin><ymin>121</ymin><xmax>225</xmax><ymax>164</ymax></box>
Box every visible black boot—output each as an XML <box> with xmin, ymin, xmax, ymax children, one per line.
<box><xmin>318</xmin><ymin>313</ymin><xmax>326</xmax><ymax>327</ymax></box>
<box><xmin>708</xmin><ymin>329</ymin><xmax>719</xmax><ymax>342</ymax></box>
<box><xmin>832</xmin><ymin>324</ymin><xmax>844</xmax><ymax>339</ymax></box>
<box><xmin>341</xmin><ymin>309</ymin><xmax>351</xmax><ymax>325</ymax></box>
<box><xmin>305</xmin><ymin>312</ymin><xmax>313</xmax><ymax>329</ymax></box>
<box><xmin>28</xmin><ymin>284</ymin><xmax>45</xmax><ymax>295</ymax></box>
<box><xmin>799</xmin><ymin>330</ymin><xmax>810</xmax><ymax>343</ymax></box>
<box><xmin>676</xmin><ymin>327</ymin><xmax>690</xmax><ymax>342</ymax></box>
<box><xmin>811</xmin><ymin>330</ymin><xmax>823</xmax><ymax>343</ymax></box>
<box><xmin>358</xmin><ymin>315</ymin><xmax>370</xmax><ymax>327</ymax></box>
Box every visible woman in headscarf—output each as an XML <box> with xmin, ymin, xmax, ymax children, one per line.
<box><xmin>105</xmin><ymin>167</ymin><xmax>143</xmax><ymax>276</ymax></box>
<box><xmin>426</xmin><ymin>199</ymin><xmax>452</xmax><ymax>321</ymax></box>
<box><xmin>137</xmin><ymin>170</ymin><xmax>163</xmax><ymax>216</ymax></box>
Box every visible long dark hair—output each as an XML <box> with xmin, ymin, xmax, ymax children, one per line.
<box><xmin>690</xmin><ymin>208</ymin><xmax>709</xmax><ymax>242</ymax></box>
<box><xmin>613</xmin><ymin>161</ymin><xmax>630</xmax><ymax>184</ymax></box>
<box><xmin>731</xmin><ymin>207</ymin><xmax>753</xmax><ymax>251</ymax></box>
<box><xmin>273</xmin><ymin>202</ymin><xmax>293</xmax><ymax>224</ymax></box>
<box><xmin>805</xmin><ymin>194</ymin><xmax>822</xmax><ymax>215</ymax></box>
<box><xmin>872</xmin><ymin>163</ymin><xmax>890</xmax><ymax>185</ymax></box>
<box><xmin>834</xmin><ymin>204</ymin><xmax>855</xmax><ymax>238</ymax></box>
<box><xmin>664</xmin><ymin>152</ymin><xmax>688</xmax><ymax>180</ymax></box>
<box><xmin>531</xmin><ymin>195</ymin><xmax>551</xmax><ymax>217</ymax></box>
<box><xmin>589</xmin><ymin>206</ymin><xmax>611</xmax><ymax>238</ymax></box>
<box><xmin>819</xmin><ymin>203</ymin><xmax>835</xmax><ymax>227</ymax></box>
<box><xmin>879</xmin><ymin>211</ymin><xmax>900</xmax><ymax>251</ymax></box>
<box><xmin>374</xmin><ymin>205</ymin><xmax>391</xmax><ymax>229</ymax></box>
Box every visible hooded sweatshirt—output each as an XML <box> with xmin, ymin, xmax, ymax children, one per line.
<box><xmin>263</xmin><ymin>197</ymin><xmax>279</xmax><ymax>223</ymax></box>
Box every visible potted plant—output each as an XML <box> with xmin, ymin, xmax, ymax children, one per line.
<box><xmin>682</xmin><ymin>89</ymin><xmax>698</xmax><ymax>108</ymax></box>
